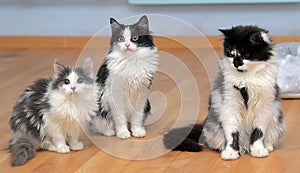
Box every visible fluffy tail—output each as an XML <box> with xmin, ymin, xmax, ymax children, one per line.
<box><xmin>9</xmin><ymin>133</ymin><xmax>39</xmax><ymax>166</ymax></box>
<box><xmin>163</xmin><ymin>124</ymin><xmax>203</xmax><ymax>152</ymax></box>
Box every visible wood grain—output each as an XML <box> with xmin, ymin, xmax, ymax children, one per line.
<box><xmin>0</xmin><ymin>36</ymin><xmax>299</xmax><ymax>49</ymax></box>
<box><xmin>0</xmin><ymin>40</ymin><xmax>299</xmax><ymax>173</ymax></box>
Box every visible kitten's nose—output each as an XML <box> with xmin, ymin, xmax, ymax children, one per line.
<box><xmin>125</xmin><ymin>42</ymin><xmax>130</xmax><ymax>48</ymax></box>
<box><xmin>71</xmin><ymin>87</ymin><xmax>76</xmax><ymax>91</ymax></box>
<box><xmin>233</xmin><ymin>57</ymin><xmax>244</xmax><ymax>68</ymax></box>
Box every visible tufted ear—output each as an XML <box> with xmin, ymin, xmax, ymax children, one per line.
<box><xmin>218</xmin><ymin>28</ymin><xmax>231</xmax><ymax>36</ymax></box>
<box><xmin>80</xmin><ymin>57</ymin><xmax>94</xmax><ymax>79</ymax></box>
<box><xmin>137</xmin><ymin>15</ymin><xmax>149</xmax><ymax>29</ymax></box>
<box><xmin>260</xmin><ymin>31</ymin><xmax>271</xmax><ymax>44</ymax></box>
<box><xmin>110</xmin><ymin>17</ymin><xmax>121</xmax><ymax>30</ymax></box>
<box><xmin>250</xmin><ymin>31</ymin><xmax>271</xmax><ymax>45</ymax></box>
<box><xmin>54</xmin><ymin>59</ymin><xmax>66</xmax><ymax>78</ymax></box>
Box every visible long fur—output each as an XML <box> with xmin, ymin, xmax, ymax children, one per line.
<box><xmin>9</xmin><ymin>58</ymin><xmax>99</xmax><ymax>166</ymax></box>
<box><xmin>90</xmin><ymin>15</ymin><xmax>159</xmax><ymax>139</ymax></box>
<box><xmin>164</xmin><ymin>25</ymin><xmax>285</xmax><ymax>160</ymax></box>
<box><xmin>163</xmin><ymin>124</ymin><xmax>203</xmax><ymax>152</ymax></box>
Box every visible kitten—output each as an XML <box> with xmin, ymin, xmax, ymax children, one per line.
<box><xmin>9</xmin><ymin>58</ymin><xmax>99</xmax><ymax>166</ymax></box>
<box><xmin>89</xmin><ymin>15</ymin><xmax>159</xmax><ymax>139</ymax></box>
<box><xmin>164</xmin><ymin>25</ymin><xmax>285</xmax><ymax>160</ymax></box>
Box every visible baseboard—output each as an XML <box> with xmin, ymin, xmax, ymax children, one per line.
<box><xmin>0</xmin><ymin>36</ymin><xmax>299</xmax><ymax>49</ymax></box>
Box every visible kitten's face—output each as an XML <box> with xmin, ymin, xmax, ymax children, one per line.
<box><xmin>52</xmin><ymin>58</ymin><xmax>94</xmax><ymax>96</ymax></box>
<box><xmin>220</xmin><ymin>25</ymin><xmax>273</xmax><ymax>72</ymax></box>
<box><xmin>109</xmin><ymin>15</ymin><xmax>154</xmax><ymax>52</ymax></box>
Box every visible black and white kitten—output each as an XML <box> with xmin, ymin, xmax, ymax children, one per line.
<box><xmin>89</xmin><ymin>15</ymin><xmax>159</xmax><ymax>139</ymax></box>
<box><xmin>9</xmin><ymin>58</ymin><xmax>99</xmax><ymax>166</ymax></box>
<box><xmin>164</xmin><ymin>25</ymin><xmax>285</xmax><ymax>160</ymax></box>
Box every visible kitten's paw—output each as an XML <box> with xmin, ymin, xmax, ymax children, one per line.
<box><xmin>55</xmin><ymin>145</ymin><xmax>70</xmax><ymax>153</ymax></box>
<box><xmin>265</xmin><ymin>144</ymin><xmax>274</xmax><ymax>152</ymax></box>
<box><xmin>116</xmin><ymin>131</ymin><xmax>131</xmax><ymax>139</ymax></box>
<box><xmin>41</xmin><ymin>141</ymin><xmax>55</xmax><ymax>150</ymax></box>
<box><xmin>102</xmin><ymin>129</ymin><xmax>116</xmax><ymax>137</ymax></box>
<box><xmin>70</xmin><ymin>142</ymin><xmax>84</xmax><ymax>151</ymax></box>
<box><xmin>250</xmin><ymin>146</ymin><xmax>269</xmax><ymax>158</ymax></box>
<box><xmin>47</xmin><ymin>144</ymin><xmax>56</xmax><ymax>152</ymax></box>
<box><xmin>221</xmin><ymin>148</ymin><xmax>239</xmax><ymax>160</ymax></box>
<box><xmin>132</xmin><ymin>128</ymin><xmax>146</xmax><ymax>138</ymax></box>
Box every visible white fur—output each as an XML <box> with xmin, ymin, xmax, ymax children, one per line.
<box><xmin>93</xmin><ymin>46</ymin><xmax>158</xmax><ymax>139</ymax></box>
<box><xmin>221</xmin><ymin>147</ymin><xmax>240</xmax><ymax>160</ymax></box>
<box><xmin>117</xmin><ymin>27</ymin><xmax>138</xmax><ymax>52</ymax></box>
<box><xmin>41</xmin><ymin>71</ymin><xmax>99</xmax><ymax>153</ymax></box>
<box><xmin>220</xmin><ymin>52</ymin><xmax>283</xmax><ymax>157</ymax></box>
<box><xmin>204</xmin><ymin>51</ymin><xmax>285</xmax><ymax>160</ymax></box>
<box><xmin>261</xmin><ymin>32</ymin><xmax>271</xmax><ymax>44</ymax></box>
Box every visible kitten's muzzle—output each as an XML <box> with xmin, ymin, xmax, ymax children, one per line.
<box><xmin>233</xmin><ymin>57</ymin><xmax>244</xmax><ymax>68</ymax></box>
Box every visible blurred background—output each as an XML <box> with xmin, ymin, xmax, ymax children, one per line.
<box><xmin>0</xmin><ymin>0</ymin><xmax>300</xmax><ymax>36</ymax></box>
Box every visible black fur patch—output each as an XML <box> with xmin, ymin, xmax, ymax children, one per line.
<box><xmin>230</xmin><ymin>132</ymin><xmax>240</xmax><ymax>151</ymax></box>
<box><xmin>233</xmin><ymin>57</ymin><xmax>244</xmax><ymax>68</ymax></box>
<box><xmin>143</xmin><ymin>99</ymin><xmax>151</xmax><ymax>115</ymax></box>
<box><xmin>274</xmin><ymin>84</ymin><xmax>280</xmax><ymax>101</ymax></box>
<box><xmin>234</xmin><ymin>85</ymin><xmax>249</xmax><ymax>109</ymax></box>
<box><xmin>163</xmin><ymin>124</ymin><xmax>203</xmax><ymax>152</ymax></box>
<box><xmin>250</xmin><ymin>128</ymin><xmax>263</xmax><ymax>145</ymax></box>
<box><xmin>10</xmin><ymin>78</ymin><xmax>51</xmax><ymax>138</ymax></box>
<box><xmin>96</xmin><ymin>61</ymin><xmax>109</xmax><ymax>87</ymax></box>
<box><xmin>220</xmin><ymin>25</ymin><xmax>273</xmax><ymax>62</ymax></box>
<box><xmin>143</xmin><ymin>99</ymin><xmax>151</xmax><ymax>123</ymax></box>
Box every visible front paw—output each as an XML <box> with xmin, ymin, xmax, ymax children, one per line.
<box><xmin>265</xmin><ymin>144</ymin><xmax>274</xmax><ymax>152</ymax></box>
<box><xmin>132</xmin><ymin>128</ymin><xmax>146</xmax><ymax>138</ymax></box>
<box><xmin>55</xmin><ymin>145</ymin><xmax>70</xmax><ymax>153</ymax></box>
<box><xmin>70</xmin><ymin>142</ymin><xmax>84</xmax><ymax>151</ymax></box>
<box><xmin>102</xmin><ymin>129</ymin><xmax>116</xmax><ymax>137</ymax></box>
<box><xmin>221</xmin><ymin>148</ymin><xmax>239</xmax><ymax>160</ymax></box>
<box><xmin>250</xmin><ymin>145</ymin><xmax>269</xmax><ymax>158</ymax></box>
<box><xmin>116</xmin><ymin>130</ymin><xmax>131</xmax><ymax>139</ymax></box>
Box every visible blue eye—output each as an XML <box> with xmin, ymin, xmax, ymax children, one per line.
<box><xmin>64</xmin><ymin>79</ymin><xmax>70</xmax><ymax>85</ymax></box>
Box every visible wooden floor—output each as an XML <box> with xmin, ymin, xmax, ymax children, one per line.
<box><xmin>0</xmin><ymin>47</ymin><xmax>300</xmax><ymax>173</ymax></box>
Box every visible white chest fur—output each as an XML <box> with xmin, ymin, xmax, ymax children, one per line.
<box><xmin>221</xmin><ymin>55</ymin><xmax>278</xmax><ymax>126</ymax></box>
<box><xmin>42</xmin><ymin>86</ymin><xmax>98</xmax><ymax>133</ymax></box>
<box><xmin>103</xmin><ymin>47</ymin><xmax>158</xmax><ymax>113</ymax></box>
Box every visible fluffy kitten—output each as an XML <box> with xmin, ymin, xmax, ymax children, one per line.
<box><xmin>9</xmin><ymin>58</ymin><xmax>99</xmax><ymax>166</ymax></box>
<box><xmin>89</xmin><ymin>15</ymin><xmax>159</xmax><ymax>139</ymax></box>
<box><xmin>164</xmin><ymin>25</ymin><xmax>285</xmax><ymax>160</ymax></box>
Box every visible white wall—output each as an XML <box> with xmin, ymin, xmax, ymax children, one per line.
<box><xmin>0</xmin><ymin>0</ymin><xmax>299</xmax><ymax>36</ymax></box>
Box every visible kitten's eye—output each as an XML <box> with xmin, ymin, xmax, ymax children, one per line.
<box><xmin>77</xmin><ymin>78</ymin><xmax>83</xmax><ymax>84</ymax></box>
<box><xmin>118</xmin><ymin>36</ymin><xmax>125</xmax><ymax>42</ymax></box>
<box><xmin>64</xmin><ymin>79</ymin><xmax>70</xmax><ymax>85</ymax></box>
<box><xmin>132</xmin><ymin>36</ymin><xmax>139</xmax><ymax>42</ymax></box>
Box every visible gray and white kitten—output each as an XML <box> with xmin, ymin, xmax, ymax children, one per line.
<box><xmin>164</xmin><ymin>25</ymin><xmax>285</xmax><ymax>160</ymax></box>
<box><xmin>89</xmin><ymin>15</ymin><xmax>159</xmax><ymax>139</ymax></box>
<box><xmin>9</xmin><ymin>58</ymin><xmax>99</xmax><ymax>166</ymax></box>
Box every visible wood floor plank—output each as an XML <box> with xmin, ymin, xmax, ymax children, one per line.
<box><xmin>0</xmin><ymin>48</ymin><xmax>299</xmax><ymax>173</ymax></box>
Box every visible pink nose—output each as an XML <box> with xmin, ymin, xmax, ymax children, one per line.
<box><xmin>125</xmin><ymin>43</ymin><xmax>130</xmax><ymax>48</ymax></box>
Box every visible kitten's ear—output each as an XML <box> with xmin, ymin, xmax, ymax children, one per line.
<box><xmin>110</xmin><ymin>18</ymin><xmax>121</xmax><ymax>30</ymax></box>
<box><xmin>54</xmin><ymin>59</ymin><xmax>66</xmax><ymax>78</ymax></box>
<box><xmin>250</xmin><ymin>32</ymin><xmax>271</xmax><ymax>45</ymax></box>
<box><xmin>260</xmin><ymin>31</ymin><xmax>271</xmax><ymax>44</ymax></box>
<box><xmin>137</xmin><ymin>15</ymin><xmax>149</xmax><ymax>32</ymax></box>
<box><xmin>80</xmin><ymin>58</ymin><xmax>94</xmax><ymax>79</ymax></box>
<box><xmin>218</xmin><ymin>29</ymin><xmax>230</xmax><ymax>36</ymax></box>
